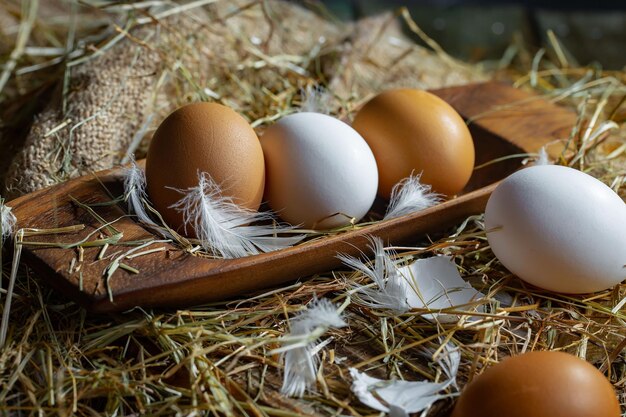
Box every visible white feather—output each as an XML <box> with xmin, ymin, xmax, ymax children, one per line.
<box><xmin>170</xmin><ymin>171</ymin><xmax>304</xmax><ymax>259</ymax></box>
<box><xmin>281</xmin><ymin>339</ymin><xmax>317</xmax><ymax>398</ymax></box>
<box><xmin>0</xmin><ymin>202</ymin><xmax>16</xmax><ymax>242</ymax></box>
<box><xmin>384</xmin><ymin>174</ymin><xmax>442</xmax><ymax>220</ymax></box>
<box><xmin>123</xmin><ymin>158</ymin><xmax>159</xmax><ymax>227</ymax></box>
<box><xmin>122</xmin><ymin>158</ymin><xmax>175</xmax><ymax>240</ymax></box>
<box><xmin>0</xmin><ymin>229</ymin><xmax>22</xmax><ymax>347</ymax></box>
<box><xmin>422</xmin><ymin>340</ymin><xmax>461</xmax><ymax>385</ymax></box>
<box><xmin>349</xmin><ymin>342</ymin><xmax>460</xmax><ymax>416</ymax></box>
<box><xmin>440</xmin><ymin>347</ymin><xmax>460</xmax><ymax>384</ymax></box>
<box><xmin>299</xmin><ymin>85</ymin><xmax>333</xmax><ymax>114</ymax></box>
<box><xmin>338</xmin><ymin>237</ymin><xmax>411</xmax><ymax>313</ymax></box>
<box><xmin>278</xmin><ymin>298</ymin><xmax>347</xmax><ymax>397</ymax></box>
<box><xmin>535</xmin><ymin>146</ymin><xmax>551</xmax><ymax>165</ymax></box>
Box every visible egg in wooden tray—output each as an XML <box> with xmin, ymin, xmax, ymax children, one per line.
<box><xmin>5</xmin><ymin>82</ymin><xmax>582</xmax><ymax>312</ymax></box>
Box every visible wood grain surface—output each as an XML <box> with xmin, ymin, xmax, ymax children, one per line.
<box><xmin>7</xmin><ymin>82</ymin><xmax>577</xmax><ymax>312</ymax></box>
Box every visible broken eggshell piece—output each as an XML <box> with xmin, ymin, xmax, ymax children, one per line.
<box><xmin>399</xmin><ymin>256</ymin><xmax>484</xmax><ymax>322</ymax></box>
<box><xmin>340</xmin><ymin>238</ymin><xmax>484</xmax><ymax>322</ymax></box>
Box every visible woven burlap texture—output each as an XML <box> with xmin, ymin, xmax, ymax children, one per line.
<box><xmin>4</xmin><ymin>1</ymin><xmax>485</xmax><ymax>198</ymax></box>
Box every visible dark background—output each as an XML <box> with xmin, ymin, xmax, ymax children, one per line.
<box><xmin>318</xmin><ymin>0</ymin><xmax>626</xmax><ymax>69</ymax></box>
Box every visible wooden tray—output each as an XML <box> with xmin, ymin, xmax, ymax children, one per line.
<box><xmin>7</xmin><ymin>82</ymin><xmax>576</xmax><ymax>313</ymax></box>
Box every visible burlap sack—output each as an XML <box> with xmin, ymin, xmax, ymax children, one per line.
<box><xmin>3</xmin><ymin>1</ymin><xmax>485</xmax><ymax>198</ymax></box>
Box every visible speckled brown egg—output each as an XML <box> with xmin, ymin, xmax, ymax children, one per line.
<box><xmin>352</xmin><ymin>89</ymin><xmax>474</xmax><ymax>198</ymax></box>
<box><xmin>451</xmin><ymin>351</ymin><xmax>621</xmax><ymax>417</ymax></box>
<box><xmin>146</xmin><ymin>102</ymin><xmax>264</xmax><ymax>235</ymax></box>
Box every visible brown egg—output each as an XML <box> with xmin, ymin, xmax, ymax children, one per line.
<box><xmin>352</xmin><ymin>89</ymin><xmax>474</xmax><ymax>198</ymax></box>
<box><xmin>146</xmin><ymin>102</ymin><xmax>264</xmax><ymax>235</ymax></box>
<box><xmin>451</xmin><ymin>351</ymin><xmax>621</xmax><ymax>417</ymax></box>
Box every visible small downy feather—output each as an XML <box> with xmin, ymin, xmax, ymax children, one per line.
<box><xmin>277</xmin><ymin>298</ymin><xmax>347</xmax><ymax>398</ymax></box>
<box><xmin>338</xmin><ymin>237</ymin><xmax>411</xmax><ymax>313</ymax></box>
<box><xmin>0</xmin><ymin>201</ymin><xmax>16</xmax><ymax>242</ymax></box>
<box><xmin>299</xmin><ymin>84</ymin><xmax>333</xmax><ymax>114</ymax></box>
<box><xmin>535</xmin><ymin>146</ymin><xmax>551</xmax><ymax>165</ymax></box>
<box><xmin>384</xmin><ymin>174</ymin><xmax>442</xmax><ymax>220</ymax></box>
<box><xmin>170</xmin><ymin>171</ymin><xmax>304</xmax><ymax>259</ymax></box>
<box><xmin>123</xmin><ymin>157</ymin><xmax>159</xmax><ymax>227</ymax></box>
<box><xmin>349</xmin><ymin>342</ymin><xmax>460</xmax><ymax>417</ymax></box>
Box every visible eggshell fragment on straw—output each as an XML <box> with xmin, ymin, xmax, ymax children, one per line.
<box><xmin>340</xmin><ymin>238</ymin><xmax>484</xmax><ymax>322</ymax></box>
<box><xmin>399</xmin><ymin>256</ymin><xmax>484</xmax><ymax>322</ymax></box>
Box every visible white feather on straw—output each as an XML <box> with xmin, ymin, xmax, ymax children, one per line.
<box><xmin>299</xmin><ymin>84</ymin><xmax>333</xmax><ymax>114</ymax></box>
<box><xmin>273</xmin><ymin>298</ymin><xmax>347</xmax><ymax>398</ymax></box>
<box><xmin>349</xmin><ymin>342</ymin><xmax>460</xmax><ymax>417</ymax></box>
<box><xmin>338</xmin><ymin>237</ymin><xmax>411</xmax><ymax>313</ymax></box>
<box><xmin>384</xmin><ymin>174</ymin><xmax>442</xmax><ymax>220</ymax></box>
<box><xmin>535</xmin><ymin>146</ymin><xmax>551</xmax><ymax>165</ymax></box>
<box><xmin>422</xmin><ymin>340</ymin><xmax>461</xmax><ymax>387</ymax></box>
<box><xmin>170</xmin><ymin>171</ymin><xmax>304</xmax><ymax>259</ymax></box>
<box><xmin>1</xmin><ymin>201</ymin><xmax>16</xmax><ymax>242</ymax></box>
<box><xmin>0</xmin><ymin>229</ymin><xmax>22</xmax><ymax>348</ymax></box>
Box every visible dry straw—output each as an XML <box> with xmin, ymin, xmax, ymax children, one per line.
<box><xmin>0</xmin><ymin>1</ymin><xmax>624</xmax><ymax>416</ymax></box>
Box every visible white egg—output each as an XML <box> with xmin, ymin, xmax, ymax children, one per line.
<box><xmin>261</xmin><ymin>112</ymin><xmax>378</xmax><ymax>229</ymax></box>
<box><xmin>485</xmin><ymin>165</ymin><xmax>626</xmax><ymax>293</ymax></box>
